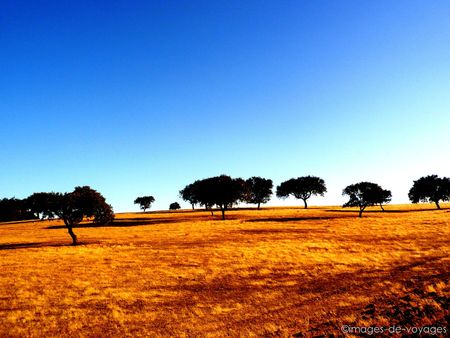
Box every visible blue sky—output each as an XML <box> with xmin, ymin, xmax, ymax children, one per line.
<box><xmin>1</xmin><ymin>0</ymin><xmax>449</xmax><ymax>212</ymax></box>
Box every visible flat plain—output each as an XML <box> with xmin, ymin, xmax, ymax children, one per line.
<box><xmin>0</xmin><ymin>205</ymin><xmax>448</xmax><ymax>337</ymax></box>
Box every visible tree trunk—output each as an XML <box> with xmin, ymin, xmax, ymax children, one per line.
<box><xmin>435</xmin><ymin>201</ymin><xmax>441</xmax><ymax>209</ymax></box>
<box><xmin>191</xmin><ymin>204</ymin><xmax>195</xmax><ymax>210</ymax></box>
<box><xmin>257</xmin><ymin>202</ymin><xmax>261</xmax><ymax>209</ymax></box>
<box><xmin>359</xmin><ymin>205</ymin><xmax>368</xmax><ymax>218</ymax></box>
<box><xmin>221</xmin><ymin>208</ymin><xmax>225</xmax><ymax>220</ymax></box>
<box><xmin>205</xmin><ymin>205</ymin><xmax>213</xmax><ymax>215</ymax></box>
<box><xmin>303</xmin><ymin>199</ymin><xmax>308</xmax><ymax>209</ymax></box>
<box><xmin>67</xmin><ymin>224</ymin><xmax>77</xmax><ymax>245</ymax></box>
<box><xmin>380</xmin><ymin>204</ymin><xmax>385</xmax><ymax>211</ymax></box>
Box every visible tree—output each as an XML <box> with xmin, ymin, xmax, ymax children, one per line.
<box><xmin>185</xmin><ymin>178</ymin><xmax>216</xmax><ymax>215</ymax></box>
<box><xmin>342</xmin><ymin>182</ymin><xmax>392</xmax><ymax>217</ymax></box>
<box><xmin>169</xmin><ymin>202</ymin><xmax>181</xmax><ymax>210</ymax></box>
<box><xmin>180</xmin><ymin>175</ymin><xmax>246</xmax><ymax>220</ymax></box>
<box><xmin>0</xmin><ymin>198</ymin><xmax>32</xmax><ymax>222</ymax></box>
<box><xmin>408</xmin><ymin>175</ymin><xmax>450</xmax><ymax>209</ymax></box>
<box><xmin>243</xmin><ymin>177</ymin><xmax>273</xmax><ymax>209</ymax></box>
<box><xmin>276</xmin><ymin>176</ymin><xmax>327</xmax><ymax>208</ymax></box>
<box><xmin>207</xmin><ymin>175</ymin><xmax>246</xmax><ymax>220</ymax></box>
<box><xmin>52</xmin><ymin>186</ymin><xmax>114</xmax><ymax>245</ymax></box>
<box><xmin>377</xmin><ymin>189</ymin><xmax>392</xmax><ymax>211</ymax></box>
<box><xmin>134</xmin><ymin>196</ymin><xmax>155</xmax><ymax>212</ymax></box>
<box><xmin>25</xmin><ymin>192</ymin><xmax>59</xmax><ymax>220</ymax></box>
<box><xmin>179</xmin><ymin>183</ymin><xmax>198</xmax><ymax>210</ymax></box>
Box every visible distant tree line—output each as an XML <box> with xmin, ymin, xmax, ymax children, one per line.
<box><xmin>177</xmin><ymin>174</ymin><xmax>450</xmax><ymax>219</ymax></box>
<box><xmin>1</xmin><ymin>174</ymin><xmax>449</xmax><ymax>228</ymax></box>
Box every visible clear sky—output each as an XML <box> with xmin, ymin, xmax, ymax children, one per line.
<box><xmin>1</xmin><ymin>0</ymin><xmax>449</xmax><ymax>212</ymax></box>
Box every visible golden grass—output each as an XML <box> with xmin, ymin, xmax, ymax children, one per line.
<box><xmin>0</xmin><ymin>204</ymin><xmax>449</xmax><ymax>337</ymax></box>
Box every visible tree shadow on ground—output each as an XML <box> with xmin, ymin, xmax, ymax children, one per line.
<box><xmin>45</xmin><ymin>218</ymin><xmax>182</xmax><ymax>229</ymax></box>
<box><xmin>235</xmin><ymin>228</ymin><xmax>330</xmax><ymax>235</ymax></box>
<box><xmin>324</xmin><ymin>208</ymin><xmax>445</xmax><ymax>214</ymax></box>
<box><xmin>245</xmin><ymin>216</ymin><xmax>354</xmax><ymax>223</ymax></box>
<box><xmin>0</xmin><ymin>241</ymin><xmax>98</xmax><ymax>250</ymax></box>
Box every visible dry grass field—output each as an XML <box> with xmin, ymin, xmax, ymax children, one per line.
<box><xmin>0</xmin><ymin>205</ymin><xmax>449</xmax><ymax>337</ymax></box>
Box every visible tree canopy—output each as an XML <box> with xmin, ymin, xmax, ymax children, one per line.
<box><xmin>179</xmin><ymin>183</ymin><xmax>199</xmax><ymax>209</ymax></box>
<box><xmin>243</xmin><ymin>176</ymin><xmax>273</xmax><ymax>209</ymax></box>
<box><xmin>180</xmin><ymin>178</ymin><xmax>218</xmax><ymax>214</ymax></box>
<box><xmin>134</xmin><ymin>196</ymin><xmax>155</xmax><ymax>212</ymax></box>
<box><xmin>342</xmin><ymin>182</ymin><xmax>392</xmax><ymax>217</ymax></box>
<box><xmin>408</xmin><ymin>175</ymin><xmax>450</xmax><ymax>209</ymax></box>
<box><xmin>208</xmin><ymin>175</ymin><xmax>246</xmax><ymax>219</ymax></box>
<box><xmin>0</xmin><ymin>198</ymin><xmax>32</xmax><ymax>222</ymax></box>
<box><xmin>180</xmin><ymin>175</ymin><xmax>246</xmax><ymax>219</ymax></box>
<box><xmin>52</xmin><ymin>186</ymin><xmax>115</xmax><ymax>245</ymax></box>
<box><xmin>276</xmin><ymin>176</ymin><xmax>327</xmax><ymax>208</ymax></box>
<box><xmin>169</xmin><ymin>202</ymin><xmax>181</xmax><ymax>210</ymax></box>
<box><xmin>25</xmin><ymin>192</ymin><xmax>60</xmax><ymax>220</ymax></box>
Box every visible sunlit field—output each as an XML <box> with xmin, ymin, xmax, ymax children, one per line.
<box><xmin>0</xmin><ymin>205</ymin><xmax>448</xmax><ymax>337</ymax></box>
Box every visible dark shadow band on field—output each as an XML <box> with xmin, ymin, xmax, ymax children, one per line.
<box><xmin>245</xmin><ymin>216</ymin><xmax>354</xmax><ymax>223</ymax></box>
<box><xmin>45</xmin><ymin>215</ymin><xmax>246</xmax><ymax>229</ymax></box>
<box><xmin>324</xmin><ymin>208</ymin><xmax>446</xmax><ymax>214</ymax></box>
<box><xmin>0</xmin><ymin>219</ymin><xmax>40</xmax><ymax>225</ymax></box>
<box><xmin>0</xmin><ymin>241</ymin><xmax>99</xmax><ymax>250</ymax></box>
<box><xmin>236</xmin><ymin>228</ymin><xmax>330</xmax><ymax>235</ymax></box>
<box><xmin>45</xmin><ymin>218</ymin><xmax>179</xmax><ymax>229</ymax></box>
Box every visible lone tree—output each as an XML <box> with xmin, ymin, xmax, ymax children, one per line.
<box><xmin>342</xmin><ymin>182</ymin><xmax>392</xmax><ymax>217</ymax></box>
<box><xmin>408</xmin><ymin>175</ymin><xmax>450</xmax><ymax>209</ymax></box>
<box><xmin>169</xmin><ymin>202</ymin><xmax>181</xmax><ymax>210</ymax></box>
<box><xmin>276</xmin><ymin>176</ymin><xmax>327</xmax><ymax>208</ymax></box>
<box><xmin>52</xmin><ymin>186</ymin><xmax>114</xmax><ymax>245</ymax></box>
<box><xmin>134</xmin><ymin>196</ymin><xmax>155</xmax><ymax>212</ymax></box>
<box><xmin>243</xmin><ymin>176</ymin><xmax>273</xmax><ymax>209</ymax></box>
<box><xmin>179</xmin><ymin>183</ymin><xmax>198</xmax><ymax>210</ymax></box>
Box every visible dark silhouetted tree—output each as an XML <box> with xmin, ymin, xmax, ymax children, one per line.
<box><xmin>169</xmin><ymin>202</ymin><xmax>181</xmax><ymax>210</ymax></box>
<box><xmin>181</xmin><ymin>175</ymin><xmax>245</xmax><ymax>219</ymax></box>
<box><xmin>134</xmin><ymin>196</ymin><xmax>155</xmax><ymax>212</ymax></box>
<box><xmin>377</xmin><ymin>189</ymin><xmax>392</xmax><ymax>211</ymax></box>
<box><xmin>25</xmin><ymin>192</ymin><xmax>59</xmax><ymax>220</ymax></box>
<box><xmin>0</xmin><ymin>198</ymin><xmax>32</xmax><ymax>222</ymax></box>
<box><xmin>408</xmin><ymin>175</ymin><xmax>450</xmax><ymax>209</ymax></box>
<box><xmin>188</xmin><ymin>178</ymin><xmax>216</xmax><ymax>215</ymax></box>
<box><xmin>243</xmin><ymin>177</ymin><xmax>273</xmax><ymax>209</ymax></box>
<box><xmin>53</xmin><ymin>186</ymin><xmax>114</xmax><ymax>245</ymax></box>
<box><xmin>206</xmin><ymin>175</ymin><xmax>245</xmax><ymax>220</ymax></box>
<box><xmin>179</xmin><ymin>183</ymin><xmax>198</xmax><ymax>210</ymax></box>
<box><xmin>342</xmin><ymin>182</ymin><xmax>392</xmax><ymax>217</ymax></box>
<box><xmin>276</xmin><ymin>176</ymin><xmax>327</xmax><ymax>208</ymax></box>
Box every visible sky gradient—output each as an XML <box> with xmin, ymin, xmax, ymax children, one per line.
<box><xmin>1</xmin><ymin>0</ymin><xmax>449</xmax><ymax>212</ymax></box>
